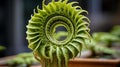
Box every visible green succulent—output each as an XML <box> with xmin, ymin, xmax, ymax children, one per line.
<box><xmin>84</xmin><ymin>32</ymin><xmax>120</xmax><ymax>58</ymax></box>
<box><xmin>26</xmin><ymin>0</ymin><xmax>90</xmax><ymax>67</ymax></box>
<box><xmin>85</xmin><ymin>39</ymin><xmax>118</xmax><ymax>56</ymax></box>
<box><xmin>111</xmin><ymin>25</ymin><xmax>120</xmax><ymax>37</ymax></box>
<box><xmin>7</xmin><ymin>52</ymin><xmax>38</xmax><ymax>67</ymax></box>
<box><xmin>92</xmin><ymin>32</ymin><xmax>120</xmax><ymax>46</ymax></box>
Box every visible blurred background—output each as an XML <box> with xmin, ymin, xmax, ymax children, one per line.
<box><xmin>0</xmin><ymin>0</ymin><xmax>120</xmax><ymax>57</ymax></box>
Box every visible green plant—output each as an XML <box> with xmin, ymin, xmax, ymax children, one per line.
<box><xmin>26</xmin><ymin>0</ymin><xmax>90</xmax><ymax>67</ymax></box>
<box><xmin>7</xmin><ymin>52</ymin><xmax>38</xmax><ymax>67</ymax></box>
<box><xmin>53</xmin><ymin>31</ymin><xmax>68</xmax><ymax>41</ymax></box>
<box><xmin>0</xmin><ymin>46</ymin><xmax>5</xmax><ymax>51</ymax></box>
<box><xmin>92</xmin><ymin>32</ymin><xmax>120</xmax><ymax>46</ymax></box>
<box><xmin>111</xmin><ymin>25</ymin><xmax>120</xmax><ymax>37</ymax></box>
<box><xmin>84</xmin><ymin>32</ymin><xmax>120</xmax><ymax>58</ymax></box>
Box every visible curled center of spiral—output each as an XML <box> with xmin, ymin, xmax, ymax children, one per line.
<box><xmin>54</xmin><ymin>26</ymin><xmax>68</xmax><ymax>41</ymax></box>
<box><xmin>45</xmin><ymin>16</ymin><xmax>74</xmax><ymax>45</ymax></box>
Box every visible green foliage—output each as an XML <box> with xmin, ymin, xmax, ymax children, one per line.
<box><xmin>85</xmin><ymin>32</ymin><xmax>120</xmax><ymax>58</ymax></box>
<box><xmin>26</xmin><ymin>0</ymin><xmax>90</xmax><ymax>67</ymax></box>
<box><xmin>92</xmin><ymin>32</ymin><xmax>120</xmax><ymax>46</ymax></box>
<box><xmin>85</xmin><ymin>39</ymin><xmax>118</xmax><ymax>55</ymax></box>
<box><xmin>111</xmin><ymin>25</ymin><xmax>120</xmax><ymax>37</ymax></box>
<box><xmin>0</xmin><ymin>46</ymin><xmax>5</xmax><ymax>51</ymax></box>
<box><xmin>53</xmin><ymin>31</ymin><xmax>68</xmax><ymax>41</ymax></box>
<box><xmin>7</xmin><ymin>52</ymin><xmax>38</xmax><ymax>66</ymax></box>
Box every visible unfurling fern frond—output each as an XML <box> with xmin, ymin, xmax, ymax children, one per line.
<box><xmin>26</xmin><ymin>0</ymin><xmax>90</xmax><ymax>67</ymax></box>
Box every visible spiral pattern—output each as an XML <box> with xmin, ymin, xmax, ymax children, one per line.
<box><xmin>26</xmin><ymin>0</ymin><xmax>90</xmax><ymax>67</ymax></box>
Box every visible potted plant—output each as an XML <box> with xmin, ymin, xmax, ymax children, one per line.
<box><xmin>0</xmin><ymin>0</ymin><xmax>120</xmax><ymax>67</ymax></box>
<box><xmin>26</xmin><ymin>0</ymin><xmax>90</xmax><ymax>67</ymax></box>
<box><xmin>110</xmin><ymin>25</ymin><xmax>120</xmax><ymax>58</ymax></box>
<box><xmin>0</xmin><ymin>52</ymin><xmax>38</xmax><ymax>67</ymax></box>
<box><xmin>82</xmin><ymin>32</ymin><xmax>120</xmax><ymax>59</ymax></box>
<box><xmin>6</xmin><ymin>52</ymin><xmax>38</xmax><ymax>67</ymax></box>
<box><xmin>1</xmin><ymin>32</ymin><xmax>120</xmax><ymax>67</ymax></box>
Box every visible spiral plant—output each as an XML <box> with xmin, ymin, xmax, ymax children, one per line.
<box><xmin>26</xmin><ymin>0</ymin><xmax>90</xmax><ymax>67</ymax></box>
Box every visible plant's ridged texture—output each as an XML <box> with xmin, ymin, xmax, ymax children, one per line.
<box><xmin>26</xmin><ymin>0</ymin><xmax>90</xmax><ymax>67</ymax></box>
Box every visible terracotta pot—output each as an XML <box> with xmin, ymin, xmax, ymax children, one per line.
<box><xmin>68</xmin><ymin>58</ymin><xmax>120</xmax><ymax>67</ymax></box>
<box><xmin>32</xmin><ymin>58</ymin><xmax>120</xmax><ymax>67</ymax></box>
<box><xmin>0</xmin><ymin>56</ymin><xmax>120</xmax><ymax>67</ymax></box>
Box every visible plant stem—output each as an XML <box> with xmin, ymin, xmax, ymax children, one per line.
<box><xmin>41</xmin><ymin>55</ymin><xmax>65</xmax><ymax>67</ymax></box>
